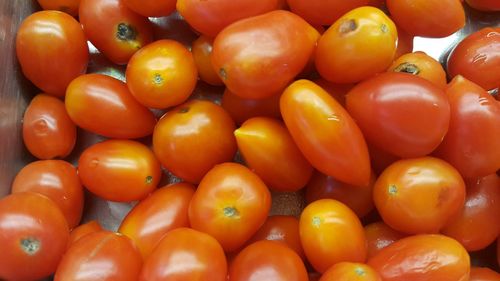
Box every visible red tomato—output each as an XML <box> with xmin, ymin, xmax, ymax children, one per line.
<box><xmin>123</xmin><ymin>0</ymin><xmax>176</xmax><ymax>17</ymax></box>
<box><xmin>394</xmin><ymin>27</ymin><xmax>414</xmax><ymax>59</ymax></box>
<box><xmin>78</xmin><ymin>140</ymin><xmax>161</xmax><ymax>202</ymax></box>
<box><xmin>139</xmin><ymin>228</ymin><xmax>227</xmax><ymax>281</ymax></box>
<box><xmin>16</xmin><ymin>11</ymin><xmax>88</xmax><ymax>96</ymax></box>
<box><xmin>189</xmin><ymin>163</ymin><xmax>271</xmax><ymax>252</ymax></box>
<box><xmin>367</xmin><ymin>143</ymin><xmax>400</xmax><ymax>176</ymax></box>
<box><xmin>319</xmin><ymin>262</ymin><xmax>382</xmax><ymax>281</ymax></box>
<box><xmin>65</xmin><ymin>73</ymin><xmax>157</xmax><ymax>139</ymax></box>
<box><xmin>212</xmin><ymin>10</ymin><xmax>320</xmax><ymax>99</ymax></box>
<box><xmin>221</xmin><ymin>88</ymin><xmax>281</xmax><ymax>125</ymax></box>
<box><xmin>37</xmin><ymin>0</ymin><xmax>80</xmax><ymax>16</ymax></box>
<box><xmin>192</xmin><ymin>35</ymin><xmax>224</xmax><ymax>86</ymax></box>
<box><xmin>466</xmin><ymin>0</ymin><xmax>500</xmax><ymax>11</ymax></box>
<box><xmin>498</xmin><ymin>238</ymin><xmax>500</xmax><ymax>268</ymax></box>
<box><xmin>22</xmin><ymin>94</ymin><xmax>76</xmax><ymax>159</ymax></box>
<box><xmin>280</xmin><ymin>80</ymin><xmax>371</xmax><ymax>187</ymax></box>
<box><xmin>313</xmin><ymin>79</ymin><xmax>355</xmax><ymax>107</ymax></box>
<box><xmin>0</xmin><ymin>192</ymin><xmax>69</xmax><ymax>281</ymax></box>
<box><xmin>309</xmin><ymin>273</ymin><xmax>322</xmax><ymax>281</ymax></box>
<box><xmin>367</xmin><ymin>0</ymin><xmax>386</xmax><ymax>9</ymax></box>
<box><xmin>364</xmin><ymin>222</ymin><xmax>406</xmax><ymax>259</ymax></box>
<box><xmin>286</xmin><ymin>0</ymin><xmax>369</xmax><ymax>26</ymax></box>
<box><xmin>67</xmin><ymin>220</ymin><xmax>102</xmax><ymax>248</ymax></box>
<box><xmin>469</xmin><ymin>267</ymin><xmax>500</xmax><ymax>280</ymax></box>
<box><xmin>388</xmin><ymin>51</ymin><xmax>447</xmax><ymax>89</ymax></box>
<box><xmin>346</xmin><ymin>72</ymin><xmax>450</xmax><ymax>158</ymax></box>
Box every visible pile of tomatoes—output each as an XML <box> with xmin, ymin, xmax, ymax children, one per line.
<box><xmin>1</xmin><ymin>0</ymin><xmax>499</xmax><ymax>280</ymax></box>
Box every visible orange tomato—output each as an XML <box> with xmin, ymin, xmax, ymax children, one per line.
<box><xmin>286</xmin><ymin>0</ymin><xmax>369</xmax><ymax>26</ymax></box>
<box><xmin>37</xmin><ymin>0</ymin><xmax>80</xmax><ymax>16</ymax></box>
<box><xmin>388</xmin><ymin>51</ymin><xmax>447</xmax><ymax>89</ymax></box>
<box><xmin>192</xmin><ymin>35</ymin><xmax>224</xmax><ymax>86</ymax></box>
<box><xmin>469</xmin><ymin>267</ymin><xmax>500</xmax><ymax>280</ymax></box>
<box><xmin>123</xmin><ymin>0</ymin><xmax>176</xmax><ymax>17</ymax></box>
<box><xmin>319</xmin><ymin>262</ymin><xmax>382</xmax><ymax>281</ymax></box>
<box><xmin>364</xmin><ymin>222</ymin><xmax>406</xmax><ymax>259</ymax></box>
<box><xmin>67</xmin><ymin>220</ymin><xmax>102</xmax><ymax>248</ymax></box>
<box><xmin>221</xmin><ymin>88</ymin><xmax>281</xmax><ymax>125</ymax></box>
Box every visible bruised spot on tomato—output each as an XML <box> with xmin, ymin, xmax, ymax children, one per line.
<box><xmin>355</xmin><ymin>267</ymin><xmax>366</xmax><ymax>276</ymax></box>
<box><xmin>223</xmin><ymin>206</ymin><xmax>240</xmax><ymax>219</ymax></box>
<box><xmin>394</xmin><ymin>62</ymin><xmax>420</xmax><ymax>75</ymax></box>
<box><xmin>219</xmin><ymin>68</ymin><xmax>227</xmax><ymax>80</ymax></box>
<box><xmin>339</xmin><ymin>19</ymin><xmax>357</xmax><ymax>34</ymax></box>
<box><xmin>116</xmin><ymin>23</ymin><xmax>137</xmax><ymax>42</ymax></box>
<box><xmin>20</xmin><ymin>237</ymin><xmax>41</xmax><ymax>256</ymax></box>
<box><xmin>145</xmin><ymin>176</ymin><xmax>153</xmax><ymax>184</ymax></box>
<box><xmin>388</xmin><ymin>184</ymin><xmax>398</xmax><ymax>195</ymax></box>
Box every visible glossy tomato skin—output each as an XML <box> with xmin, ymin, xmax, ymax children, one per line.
<box><xmin>286</xmin><ymin>0</ymin><xmax>369</xmax><ymax>26</ymax></box>
<box><xmin>65</xmin><ymin>73</ymin><xmax>156</xmax><ymax>139</ymax></box>
<box><xmin>469</xmin><ymin>267</ymin><xmax>500</xmax><ymax>280</ymax></box>
<box><xmin>312</xmin><ymin>79</ymin><xmax>356</xmax><ymax>107</ymax></box>
<box><xmin>153</xmin><ymin>100</ymin><xmax>237</xmax><ymax>184</ymax></box>
<box><xmin>37</xmin><ymin>0</ymin><xmax>80</xmax><ymax>16</ymax></box>
<box><xmin>67</xmin><ymin>220</ymin><xmax>102</xmax><ymax>248</ymax></box>
<box><xmin>434</xmin><ymin>76</ymin><xmax>500</xmax><ymax>179</ymax></box>
<box><xmin>192</xmin><ymin>35</ymin><xmax>224</xmax><ymax>86</ymax></box>
<box><xmin>16</xmin><ymin>11</ymin><xmax>88</xmax><ymax>97</ymax></box>
<box><xmin>54</xmin><ymin>231</ymin><xmax>142</xmax><ymax>281</ymax></box>
<box><xmin>394</xmin><ymin>27</ymin><xmax>414</xmax><ymax>59</ymax></box>
<box><xmin>189</xmin><ymin>163</ymin><xmax>271</xmax><ymax>252</ymax></box>
<box><xmin>221</xmin><ymin>88</ymin><xmax>281</xmax><ymax>125</ymax></box>
<box><xmin>78</xmin><ymin>140</ymin><xmax>161</xmax><ymax>202</ymax></box>
<box><xmin>0</xmin><ymin>192</ymin><xmax>69</xmax><ymax>281</ymax></box>
<box><xmin>280</xmin><ymin>80</ymin><xmax>371</xmax><ymax>187</ymax></box>
<box><xmin>364</xmin><ymin>222</ymin><xmax>406</xmax><ymax>259</ymax></box>
<box><xmin>388</xmin><ymin>51</ymin><xmax>447</xmax><ymax>89</ymax></box>
<box><xmin>79</xmin><ymin>0</ymin><xmax>153</xmax><ymax>64</ymax></box>
<box><xmin>11</xmin><ymin>160</ymin><xmax>84</xmax><ymax>229</ymax></box>
<box><xmin>368</xmin><ymin>234</ymin><xmax>470</xmax><ymax>281</ymax></box>
<box><xmin>316</xmin><ymin>7</ymin><xmax>397</xmax><ymax>84</ymax></box>
<box><xmin>212</xmin><ymin>10</ymin><xmax>320</xmax><ymax>99</ymax></box>
<box><xmin>139</xmin><ymin>228</ymin><xmax>227</xmax><ymax>281</ymax></box>
<box><xmin>319</xmin><ymin>262</ymin><xmax>382</xmax><ymax>281</ymax></box>
<box><xmin>465</xmin><ymin>0</ymin><xmax>500</xmax><ymax>11</ymax></box>
<box><xmin>23</xmin><ymin>94</ymin><xmax>76</xmax><ymax>159</ymax></box>
<box><xmin>346</xmin><ymin>72</ymin><xmax>450</xmax><ymax>158</ymax></box>
<box><xmin>119</xmin><ymin>183</ymin><xmax>196</xmax><ymax>259</ymax></box>
<box><xmin>123</xmin><ymin>0</ymin><xmax>176</xmax><ymax>17</ymax></box>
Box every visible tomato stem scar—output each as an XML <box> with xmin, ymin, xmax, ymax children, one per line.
<box><xmin>179</xmin><ymin>107</ymin><xmax>190</xmax><ymax>113</ymax></box>
<box><xmin>219</xmin><ymin>68</ymin><xmax>227</xmax><ymax>80</ymax></box>
<box><xmin>20</xmin><ymin>237</ymin><xmax>40</xmax><ymax>256</ymax></box>
<box><xmin>355</xmin><ymin>267</ymin><xmax>366</xmax><ymax>276</ymax></box>
<box><xmin>145</xmin><ymin>176</ymin><xmax>153</xmax><ymax>184</ymax></box>
<box><xmin>223</xmin><ymin>206</ymin><xmax>240</xmax><ymax>218</ymax></box>
<box><xmin>153</xmin><ymin>74</ymin><xmax>164</xmax><ymax>85</ymax></box>
<box><xmin>381</xmin><ymin>24</ymin><xmax>389</xmax><ymax>33</ymax></box>
<box><xmin>339</xmin><ymin>19</ymin><xmax>357</xmax><ymax>34</ymax></box>
<box><xmin>394</xmin><ymin>62</ymin><xmax>420</xmax><ymax>75</ymax></box>
<box><xmin>116</xmin><ymin>23</ymin><xmax>137</xmax><ymax>41</ymax></box>
<box><xmin>388</xmin><ymin>184</ymin><xmax>398</xmax><ymax>195</ymax></box>
<box><xmin>312</xmin><ymin>216</ymin><xmax>321</xmax><ymax>227</ymax></box>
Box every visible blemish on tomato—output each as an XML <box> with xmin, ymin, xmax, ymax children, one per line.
<box><xmin>20</xmin><ymin>237</ymin><xmax>41</xmax><ymax>256</ymax></box>
<box><xmin>339</xmin><ymin>19</ymin><xmax>357</xmax><ymax>34</ymax></box>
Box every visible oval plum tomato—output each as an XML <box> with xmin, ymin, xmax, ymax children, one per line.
<box><xmin>221</xmin><ymin>88</ymin><xmax>281</xmax><ymax>125</ymax></box>
<box><xmin>189</xmin><ymin>163</ymin><xmax>271</xmax><ymax>252</ymax></box>
<box><xmin>229</xmin><ymin>240</ymin><xmax>308</xmax><ymax>281</ymax></box>
<box><xmin>447</xmin><ymin>27</ymin><xmax>500</xmax><ymax>91</ymax></box>
<box><xmin>78</xmin><ymin>140</ymin><xmax>161</xmax><ymax>202</ymax></box>
<box><xmin>312</xmin><ymin>79</ymin><xmax>355</xmax><ymax>107</ymax></box>
<box><xmin>319</xmin><ymin>263</ymin><xmax>382</xmax><ymax>281</ymax></box>
<box><xmin>386</xmin><ymin>0</ymin><xmax>465</xmax><ymax>38</ymax></box>
<box><xmin>234</xmin><ymin>117</ymin><xmax>313</xmax><ymax>192</ymax></box>
<box><xmin>434</xmin><ymin>76</ymin><xmax>500</xmax><ymax>179</ymax></box>
<box><xmin>23</xmin><ymin>94</ymin><xmax>76</xmax><ymax>159</ymax></box>
<box><xmin>212</xmin><ymin>10</ymin><xmax>320</xmax><ymax>99</ymax></box>
<box><xmin>192</xmin><ymin>35</ymin><xmax>224</xmax><ymax>86</ymax></box>
<box><xmin>373</xmin><ymin>157</ymin><xmax>466</xmax><ymax>234</ymax></box>
<box><xmin>176</xmin><ymin>0</ymin><xmax>280</xmax><ymax>37</ymax></box>
<box><xmin>394</xmin><ymin>27</ymin><xmax>414</xmax><ymax>59</ymax></box>
<box><xmin>368</xmin><ymin>234</ymin><xmax>470</xmax><ymax>281</ymax></box>
<box><xmin>364</xmin><ymin>222</ymin><xmax>406</xmax><ymax>259</ymax></box>
<box><xmin>16</xmin><ymin>11</ymin><xmax>88</xmax><ymax>96</ymax></box>
<box><xmin>286</xmin><ymin>0</ymin><xmax>369</xmax><ymax>26</ymax></box>
<box><xmin>0</xmin><ymin>192</ymin><xmax>69</xmax><ymax>281</ymax></box>
<box><xmin>37</xmin><ymin>0</ymin><xmax>80</xmax><ymax>16</ymax></box>
<box><xmin>126</xmin><ymin>39</ymin><xmax>197</xmax><ymax>109</ymax></box>
<box><xmin>119</xmin><ymin>183</ymin><xmax>196</xmax><ymax>259</ymax></box>
<box><xmin>388</xmin><ymin>51</ymin><xmax>447</xmax><ymax>89</ymax></box>
<box><xmin>79</xmin><ymin>0</ymin><xmax>153</xmax><ymax>64</ymax></box>
<box><xmin>465</xmin><ymin>0</ymin><xmax>500</xmax><ymax>11</ymax></box>
<box><xmin>346</xmin><ymin>72</ymin><xmax>450</xmax><ymax>158</ymax></box>
<box><xmin>153</xmin><ymin>100</ymin><xmax>237</xmax><ymax>184</ymax></box>
<box><xmin>123</xmin><ymin>0</ymin><xmax>176</xmax><ymax>17</ymax></box>
<box><xmin>139</xmin><ymin>228</ymin><xmax>227</xmax><ymax>281</ymax></box>
<box><xmin>65</xmin><ymin>73</ymin><xmax>156</xmax><ymax>139</ymax></box>
<box><xmin>469</xmin><ymin>267</ymin><xmax>500</xmax><ymax>281</ymax></box>
<box><xmin>280</xmin><ymin>80</ymin><xmax>371</xmax><ymax>187</ymax></box>
<box><xmin>300</xmin><ymin>199</ymin><xmax>367</xmax><ymax>273</ymax></box>
<box><xmin>11</xmin><ymin>160</ymin><xmax>83</xmax><ymax>229</ymax></box>
<box><xmin>54</xmin><ymin>231</ymin><xmax>142</xmax><ymax>281</ymax></box>
<box><xmin>67</xmin><ymin>220</ymin><xmax>102</xmax><ymax>248</ymax></box>
<box><xmin>316</xmin><ymin>7</ymin><xmax>397</xmax><ymax>84</ymax></box>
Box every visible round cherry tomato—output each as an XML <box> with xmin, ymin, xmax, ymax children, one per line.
<box><xmin>280</xmin><ymin>80</ymin><xmax>371</xmax><ymax>187</ymax></box>
<box><xmin>153</xmin><ymin>100</ymin><xmax>237</xmax><ymax>184</ymax></box>
<box><xmin>189</xmin><ymin>162</ymin><xmax>271</xmax><ymax>252</ymax></box>
<box><xmin>65</xmin><ymin>73</ymin><xmax>156</xmax><ymax>139</ymax></box>
<box><xmin>319</xmin><ymin>262</ymin><xmax>382</xmax><ymax>281</ymax></box>
<box><xmin>287</xmin><ymin>0</ymin><xmax>369</xmax><ymax>26</ymax></box>
<box><xmin>192</xmin><ymin>35</ymin><xmax>224</xmax><ymax>86</ymax></box>
<box><xmin>123</xmin><ymin>0</ymin><xmax>176</xmax><ymax>17</ymax></box>
<box><xmin>23</xmin><ymin>94</ymin><xmax>76</xmax><ymax>159</ymax></box>
<box><xmin>126</xmin><ymin>39</ymin><xmax>198</xmax><ymax>109</ymax></box>
<box><xmin>469</xmin><ymin>267</ymin><xmax>500</xmax><ymax>281</ymax></box>
<box><xmin>0</xmin><ymin>192</ymin><xmax>69</xmax><ymax>281</ymax></box>
<box><xmin>119</xmin><ymin>183</ymin><xmax>196</xmax><ymax>259</ymax></box>
<box><xmin>316</xmin><ymin>7</ymin><xmax>397</xmax><ymax>84</ymax></box>
<box><xmin>16</xmin><ymin>11</ymin><xmax>88</xmax><ymax>96</ymax></box>
<box><xmin>346</xmin><ymin>72</ymin><xmax>449</xmax><ymax>158</ymax></box>
<box><xmin>11</xmin><ymin>160</ymin><xmax>83</xmax><ymax>229</ymax></box>
<box><xmin>78</xmin><ymin>140</ymin><xmax>161</xmax><ymax>202</ymax></box>
<box><xmin>37</xmin><ymin>0</ymin><xmax>80</xmax><ymax>16</ymax></box>
<box><xmin>212</xmin><ymin>10</ymin><xmax>320</xmax><ymax>99</ymax></box>
<box><xmin>300</xmin><ymin>199</ymin><xmax>367</xmax><ymax>273</ymax></box>
<box><xmin>368</xmin><ymin>234</ymin><xmax>470</xmax><ymax>281</ymax></box>
<box><xmin>388</xmin><ymin>51</ymin><xmax>446</xmax><ymax>89</ymax></box>
<box><xmin>67</xmin><ymin>220</ymin><xmax>102</xmax><ymax>248</ymax></box>
<box><xmin>229</xmin><ymin>240</ymin><xmax>308</xmax><ymax>281</ymax></box>
<box><xmin>54</xmin><ymin>231</ymin><xmax>142</xmax><ymax>281</ymax></box>
<box><xmin>139</xmin><ymin>228</ymin><xmax>227</xmax><ymax>281</ymax></box>
<box><xmin>394</xmin><ymin>27</ymin><xmax>414</xmax><ymax>59</ymax></box>
<box><xmin>364</xmin><ymin>222</ymin><xmax>406</xmax><ymax>259</ymax></box>
<box><xmin>221</xmin><ymin>88</ymin><xmax>281</xmax><ymax>125</ymax></box>
<box><xmin>79</xmin><ymin>0</ymin><xmax>153</xmax><ymax>64</ymax></box>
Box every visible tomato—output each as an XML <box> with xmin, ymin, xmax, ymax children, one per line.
<box><xmin>394</xmin><ymin>27</ymin><xmax>414</xmax><ymax>59</ymax></box>
<box><xmin>189</xmin><ymin>163</ymin><xmax>271</xmax><ymax>252</ymax></box>
<box><xmin>367</xmin><ymin>143</ymin><xmax>400</xmax><ymax>176</ymax></box>
<box><xmin>469</xmin><ymin>267</ymin><xmax>500</xmax><ymax>281</ymax></box>
<box><xmin>221</xmin><ymin>88</ymin><xmax>281</xmax><ymax>125</ymax></box>
<box><xmin>235</xmin><ymin>117</ymin><xmax>313</xmax><ymax>192</ymax></box>
<box><xmin>312</xmin><ymin>79</ymin><xmax>355</xmax><ymax>107</ymax></box>
<box><xmin>65</xmin><ymin>73</ymin><xmax>156</xmax><ymax>139</ymax></box>
<box><xmin>498</xmin><ymin>238</ymin><xmax>500</xmax><ymax>268</ymax></box>
<box><xmin>11</xmin><ymin>160</ymin><xmax>83</xmax><ymax>229</ymax></box>
<box><xmin>176</xmin><ymin>0</ymin><xmax>280</xmax><ymax>37</ymax></box>
<box><xmin>300</xmin><ymin>199</ymin><xmax>367</xmax><ymax>273</ymax></box>
<box><xmin>319</xmin><ymin>262</ymin><xmax>382</xmax><ymax>281</ymax></box>
<box><xmin>79</xmin><ymin>0</ymin><xmax>153</xmax><ymax>65</ymax></box>
<box><xmin>386</xmin><ymin>0</ymin><xmax>465</xmax><ymax>38</ymax></box>
<box><xmin>388</xmin><ymin>51</ymin><xmax>447</xmax><ymax>89</ymax></box>
<box><xmin>280</xmin><ymin>80</ymin><xmax>371</xmax><ymax>187</ymax></box>
<box><xmin>37</xmin><ymin>0</ymin><xmax>80</xmax><ymax>16</ymax></box>
<box><xmin>373</xmin><ymin>157</ymin><xmax>466</xmax><ymax>234</ymax></box>
<box><xmin>346</xmin><ymin>72</ymin><xmax>450</xmax><ymax>158</ymax></box>
<box><xmin>16</xmin><ymin>11</ymin><xmax>88</xmax><ymax>97</ymax></box>
<box><xmin>364</xmin><ymin>222</ymin><xmax>406</xmax><ymax>259</ymax></box>
<box><xmin>368</xmin><ymin>0</ymin><xmax>386</xmax><ymax>9</ymax></box>
<box><xmin>286</xmin><ymin>0</ymin><xmax>369</xmax><ymax>26</ymax></box>
<box><xmin>465</xmin><ymin>0</ymin><xmax>500</xmax><ymax>11</ymax></box>
<box><xmin>67</xmin><ymin>220</ymin><xmax>102</xmax><ymax>248</ymax></box>
<box><xmin>368</xmin><ymin>234</ymin><xmax>470</xmax><ymax>281</ymax></box>
<box><xmin>434</xmin><ymin>76</ymin><xmax>500</xmax><ymax>179</ymax></box>
<box><xmin>229</xmin><ymin>240</ymin><xmax>308</xmax><ymax>281</ymax></box>
<box><xmin>22</xmin><ymin>94</ymin><xmax>76</xmax><ymax>159</ymax></box>
<box><xmin>139</xmin><ymin>228</ymin><xmax>227</xmax><ymax>281</ymax></box>
<box><xmin>212</xmin><ymin>10</ymin><xmax>320</xmax><ymax>99</ymax></box>
<box><xmin>316</xmin><ymin>7</ymin><xmax>397</xmax><ymax>84</ymax></box>
<box><xmin>123</xmin><ymin>0</ymin><xmax>176</xmax><ymax>17</ymax></box>
<box><xmin>309</xmin><ymin>273</ymin><xmax>322</xmax><ymax>281</ymax></box>
<box><xmin>153</xmin><ymin>100</ymin><xmax>237</xmax><ymax>184</ymax></box>
<box><xmin>119</xmin><ymin>183</ymin><xmax>196</xmax><ymax>259</ymax></box>
<box><xmin>447</xmin><ymin>27</ymin><xmax>500</xmax><ymax>91</ymax></box>
<box><xmin>192</xmin><ymin>35</ymin><xmax>224</xmax><ymax>86</ymax></box>
<box><xmin>0</xmin><ymin>192</ymin><xmax>69</xmax><ymax>281</ymax></box>
<box><xmin>54</xmin><ymin>231</ymin><xmax>142</xmax><ymax>281</ymax></box>
<box><xmin>78</xmin><ymin>140</ymin><xmax>161</xmax><ymax>202</ymax></box>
